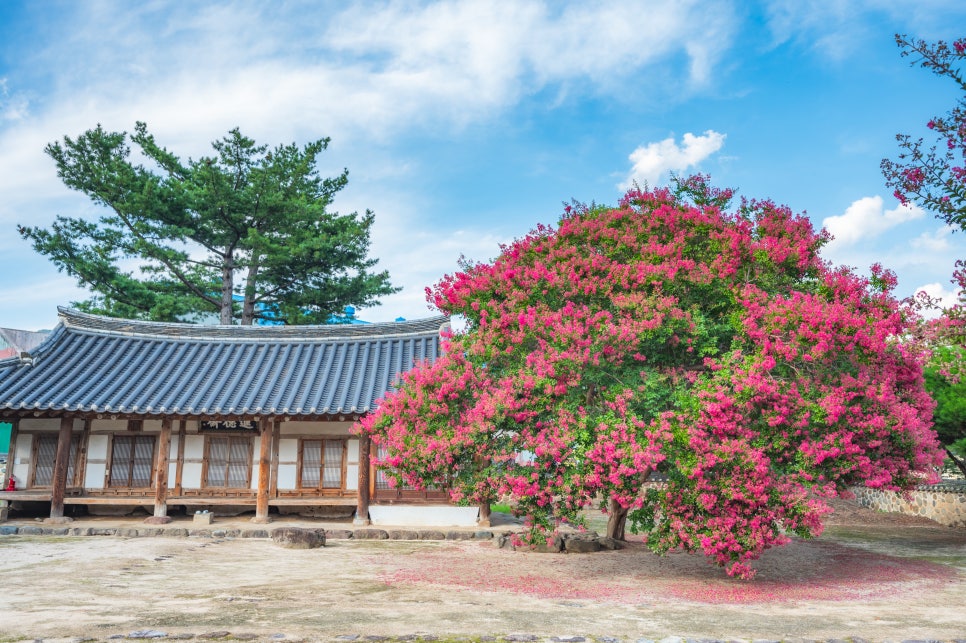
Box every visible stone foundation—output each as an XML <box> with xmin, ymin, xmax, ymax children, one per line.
<box><xmin>852</xmin><ymin>481</ymin><xmax>966</xmax><ymax>527</ymax></box>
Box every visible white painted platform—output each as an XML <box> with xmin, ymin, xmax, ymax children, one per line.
<box><xmin>368</xmin><ymin>505</ymin><xmax>479</xmax><ymax>527</ymax></box>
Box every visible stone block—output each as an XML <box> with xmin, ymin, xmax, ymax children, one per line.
<box><xmin>193</xmin><ymin>511</ymin><xmax>213</xmax><ymax>525</ymax></box>
<box><xmin>353</xmin><ymin>528</ymin><xmax>389</xmax><ymax>540</ymax></box>
<box><xmin>271</xmin><ymin>527</ymin><xmax>325</xmax><ymax>549</ymax></box>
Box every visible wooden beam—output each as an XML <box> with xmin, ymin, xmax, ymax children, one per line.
<box><xmin>252</xmin><ymin>418</ymin><xmax>272</xmax><ymax>523</ymax></box>
<box><xmin>147</xmin><ymin>418</ymin><xmax>173</xmax><ymax>524</ymax></box>
<box><xmin>354</xmin><ymin>435</ymin><xmax>371</xmax><ymax>525</ymax></box>
<box><xmin>47</xmin><ymin>416</ymin><xmax>74</xmax><ymax>522</ymax></box>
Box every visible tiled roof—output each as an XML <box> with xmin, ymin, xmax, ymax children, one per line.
<box><xmin>0</xmin><ymin>308</ymin><xmax>446</xmax><ymax>418</ymax></box>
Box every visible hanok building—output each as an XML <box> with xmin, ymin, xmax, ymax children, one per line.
<box><xmin>0</xmin><ymin>308</ymin><xmax>449</xmax><ymax>524</ymax></box>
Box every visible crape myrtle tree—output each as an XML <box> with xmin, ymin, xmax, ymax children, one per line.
<box><xmin>360</xmin><ymin>176</ymin><xmax>943</xmax><ymax>578</ymax></box>
<box><xmin>882</xmin><ymin>34</ymin><xmax>966</xmax><ymax>474</ymax></box>
<box><xmin>19</xmin><ymin>122</ymin><xmax>398</xmax><ymax>325</ymax></box>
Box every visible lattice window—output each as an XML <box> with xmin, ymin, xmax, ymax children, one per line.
<box><xmin>109</xmin><ymin>435</ymin><xmax>156</xmax><ymax>488</ymax></box>
<box><xmin>300</xmin><ymin>439</ymin><xmax>344</xmax><ymax>489</ymax></box>
<box><xmin>32</xmin><ymin>434</ymin><xmax>80</xmax><ymax>487</ymax></box>
<box><xmin>205</xmin><ymin>436</ymin><xmax>252</xmax><ymax>488</ymax></box>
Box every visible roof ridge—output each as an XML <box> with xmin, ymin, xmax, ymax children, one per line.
<box><xmin>57</xmin><ymin>307</ymin><xmax>449</xmax><ymax>341</ymax></box>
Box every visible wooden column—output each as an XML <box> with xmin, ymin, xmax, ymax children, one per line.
<box><xmin>174</xmin><ymin>420</ymin><xmax>186</xmax><ymax>494</ymax></box>
<box><xmin>269</xmin><ymin>420</ymin><xmax>280</xmax><ymax>499</ymax></box>
<box><xmin>47</xmin><ymin>416</ymin><xmax>74</xmax><ymax>522</ymax></box>
<box><xmin>146</xmin><ymin>418</ymin><xmax>173</xmax><ymax>524</ymax></box>
<box><xmin>354</xmin><ymin>435</ymin><xmax>371</xmax><ymax>525</ymax></box>
<box><xmin>252</xmin><ymin>418</ymin><xmax>272</xmax><ymax>523</ymax></box>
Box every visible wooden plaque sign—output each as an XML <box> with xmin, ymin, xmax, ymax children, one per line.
<box><xmin>199</xmin><ymin>420</ymin><xmax>258</xmax><ymax>432</ymax></box>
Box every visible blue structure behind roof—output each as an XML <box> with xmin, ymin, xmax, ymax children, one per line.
<box><xmin>0</xmin><ymin>307</ymin><xmax>446</xmax><ymax>418</ymax></box>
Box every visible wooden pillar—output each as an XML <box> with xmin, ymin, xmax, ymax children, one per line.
<box><xmin>174</xmin><ymin>420</ymin><xmax>186</xmax><ymax>495</ymax></box>
<box><xmin>146</xmin><ymin>418</ymin><xmax>173</xmax><ymax>524</ymax></box>
<box><xmin>252</xmin><ymin>418</ymin><xmax>272</xmax><ymax>523</ymax></box>
<box><xmin>269</xmin><ymin>420</ymin><xmax>280</xmax><ymax>499</ymax></box>
<box><xmin>354</xmin><ymin>435</ymin><xmax>371</xmax><ymax>525</ymax></box>
<box><xmin>47</xmin><ymin>416</ymin><xmax>74</xmax><ymax>522</ymax></box>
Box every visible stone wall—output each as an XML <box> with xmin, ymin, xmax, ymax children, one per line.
<box><xmin>852</xmin><ymin>482</ymin><xmax>966</xmax><ymax>527</ymax></box>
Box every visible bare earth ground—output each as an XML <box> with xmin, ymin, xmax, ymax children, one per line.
<box><xmin>0</xmin><ymin>499</ymin><xmax>963</xmax><ymax>641</ymax></box>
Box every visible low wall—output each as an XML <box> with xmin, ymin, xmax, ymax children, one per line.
<box><xmin>852</xmin><ymin>482</ymin><xmax>966</xmax><ymax>527</ymax></box>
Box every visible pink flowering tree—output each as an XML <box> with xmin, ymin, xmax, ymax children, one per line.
<box><xmin>881</xmin><ymin>34</ymin><xmax>965</xmax><ymax>228</ymax></box>
<box><xmin>881</xmin><ymin>34</ymin><xmax>966</xmax><ymax>475</ymax></box>
<box><xmin>360</xmin><ymin>176</ymin><xmax>943</xmax><ymax>578</ymax></box>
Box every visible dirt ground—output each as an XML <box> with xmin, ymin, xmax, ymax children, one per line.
<box><xmin>0</xmin><ymin>499</ymin><xmax>963</xmax><ymax>641</ymax></box>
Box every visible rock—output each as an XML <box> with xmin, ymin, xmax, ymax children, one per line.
<box><xmin>445</xmin><ymin>530</ymin><xmax>474</xmax><ymax>540</ymax></box>
<box><xmin>271</xmin><ymin>527</ymin><xmax>325</xmax><ymax>549</ymax></box>
<box><xmin>504</xmin><ymin>636</ymin><xmax>538</xmax><ymax>642</ymax></box>
<box><xmin>597</xmin><ymin>537</ymin><xmax>624</xmax><ymax>550</ymax></box>
<box><xmin>417</xmin><ymin>530</ymin><xmax>446</xmax><ymax>540</ymax></box>
<box><xmin>0</xmin><ymin>525</ymin><xmax>17</xmax><ymax>535</ymax></box>
<box><xmin>473</xmin><ymin>530</ymin><xmax>494</xmax><ymax>539</ymax></box>
<box><xmin>127</xmin><ymin>630</ymin><xmax>168</xmax><ymax>639</ymax></box>
<box><xmin>197</xmin><ymin>632</ymin><xmax>230</xmax><ymax>640</ymax></box>
<box><xmin>551</xmin><ymin>637</ymin><xmax>586</xmax><ymax>642</ymax></box>
<box><xmin>388</xmin><ymin>530</ymin><xmax>419</xmax><ymax>540</ymax></box>
<box><xmin>231</xmin><ymin>635</ymin><xmax>257</xmax><ymax>641</ymax></box>
<box><xmin>354</xmin><ymin>528</ymin><xmax>389</xmax><ymax>540</ymax></box>
<box><xmin>241</xmin><ymin>529</ymin><xmax>269</xmax><ymax>538</ymax></box>
<box><xmin>90</xmin><ymin>528</ymin><xmax>117</xmax><ymax>536</ymax></box>
<box><xmin>18</xmin><ymin>526</ymin><xmax>43</xmax><ymax>535</ymax></box>
<box><xmin>564</xmin><ymin>537</ymin><xmax>601</xmax><ymax>553</ymax></box>
<box><xmin>325</xmin><ymin>529</ymin><xmax>353</xmax><ymax>539</ymax></box>
<box><xmin>168</xmin><ymin>635</ymin><xmax>195</xmax><ymax>640</ymax></box>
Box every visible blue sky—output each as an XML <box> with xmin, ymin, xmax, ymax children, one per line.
<box><xmin>0</xmin><ymin>1</ymin><xmax>964</xmax><ymax>330</ymax></box>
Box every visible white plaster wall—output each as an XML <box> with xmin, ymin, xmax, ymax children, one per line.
<box><xmin>182</xmin><ymin>435</ymin><xmax>205</xmax><ymax>488</ymax></box>
<box><xmin>87</xmin><ymin>434</ymin><xmax>109</xmax><ymax>460</ymax></box>
<box><xmin>280</xmin><ymin>421</ymin><xmax>354</xmax><ymax>436</ymax></box>
<box><xmin>250</xmin><ymin>464</ymin><xmax>259</xmax><ymax>490</ymax></box>
<box><xmin>84</xmin><ymin>434</ymin><xmax>110</xmax><ymax>489</ymax></box>
<box><xmin>369</xmin><ymin>505</ymin><xmax>478</xmax><ymax>527</ymax></box>
<box><xmin>184</xmin><ymin>435</ymin><xmax>205</xmax><ymax>459</ymax></box>
<box><xmin>182</xmin><ymin>463</ymin><xmax>203</xmax><ymax>488</ymax></box>
<box><xmin>143</xmin><ymin>420</ymin><xmax>163</xmax><ymax>432</ymax></box>
<box><xmin>11</xmin><ymin>434</ymin><xmax>32</xmax><ymax>484</ymax></box>
<box><xmin>278</xmin><ymin>439</ymin><xmax>298</xmax><ymax>462</ymax></box>
<box><xmin>19</xmin><ymin>418</ymin><xmax>60</xmax><ymax>431</ymax></box>
<box><xmin>277</xmin><ymin>464</ymin><xmax>297</xmax><ymax>490</ymax></box>
<box><xmin>90</xmin><ymin>419</ymin><xmax>128</xmax><ymax>432</ymax></box>
<box><xmin>85</xmin><ymin>462</ymin><xmax>107</xmax><ymax>489</ymax></box>
<box><xmin>347</xmin><ymin>439</ymin><xmax>359</xmax><ymax>461</ymax></box>
<box><xmin>345</xmin><ymin>465</ymin><xmax>359</xmax><ymax>491</ymax></box>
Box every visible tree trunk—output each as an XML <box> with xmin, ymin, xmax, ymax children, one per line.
<box><xmin>241</xmin><ymin>260</ymin><xmax>260</xmax><ymax>326</ymax></box>
<box><xmin>478</xmin><ymin>500</ymin><xmax>492</xmax><ymax>527</ymax></box>
<box><xmin>220</xmin><ymin>252</ymin><xmax>235</xmax><ymax>325</ymax></box>
<box><xmin>606</xmin><ymin>497</ymin><xmax>629</xmax><ymax>541</ymax></box>
<box><xmin>945</xmin><ymin>446</ymin><xmax>966</xmax><ymax>479</ymax></box>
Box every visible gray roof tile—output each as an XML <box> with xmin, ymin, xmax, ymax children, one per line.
<box><xmin>0</xmin><ymin>307</ymin><xmax>445</xmax><ymax>418</ymax></box>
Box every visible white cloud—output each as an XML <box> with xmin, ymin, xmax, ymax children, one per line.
<box><xmin>821</xmin><ymin>196</ymin><xmax>924</xmax><ymax>248</ymax></box>
<box><xmin>910</xmin><ymin>225</ymin><xmax>955</xmax><ymax>253</ymax></box>
<box><xmin>620</xmin><ymin>130</ymin><xmax>726</xmax><ymax>190</ymax></box>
